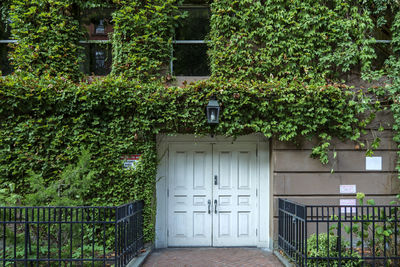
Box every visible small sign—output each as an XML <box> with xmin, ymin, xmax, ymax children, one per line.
<box><xmin>340</xmin><ymin>199</ymin><xmax>356</xmax><ymax>213</ymax></box>
<box><xmin>340</xmin><ymin>185</ymin><xmax>356</xmax><ymax>194</ymax></box>
<box><xmin>121</xmin><ymin>154</ymin><xmax>141</xmax><ymax>169</ymax></box>
<box><xmin>366</xmin><ymin>156</ymin><xmax>382</xmax><ymax>171</ymax></box>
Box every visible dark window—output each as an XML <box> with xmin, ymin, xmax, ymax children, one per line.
<box><xmin>0</xmin><ymin>16</ymin><xmax>13</xmax><ymax>76</ymax></box>
<box><xmin>172</xmin><ymin>4</ymin><xmax>210</xmax><ymax>76</ymax></box>
<box><xmin>173</xmin><ymin>43</ymin><xmax>209</xmax><ymax>76</ymax></box>
<box><xmin>368</xmin><ymin>12</ymin><xmax>393</xmax><ymax>70</ymax></box>
<box><xmin>80</xmin><ymin>44</ymin><xmax>112</xmax><ymax>76</ymax></box>
<box><xmin>175</xmin><ymin>7</ymin><xmax>210</xmax><ymax>40</ymax></box>
<box><xmin>80</xmin><ymin>8</ymin><xmax>114</xmax><ymax>76</ymax></box>
<box><xmin>81</xmin><ymin>8</ymin><xmax>114</xmax><ymax>40</ymax></box>
<box><xmin>0</xmin><ymin>44</ymin><xmax>13</xmax><ymax>76</ymax></box>
<box><xmin>371</xmin><ymin>42</ymin><xmax>391</xmax><ymax>70</ymax></box>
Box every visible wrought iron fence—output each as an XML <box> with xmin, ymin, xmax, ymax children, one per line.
<box><xmin>278</xmin><ymin>198</ymin><xmax>400</xmax><ymax>266</ymax></box>
<box><xmin>0</xmin><ymin>200</ymin><xmax>144</xmax><ymax>266</ymax></box>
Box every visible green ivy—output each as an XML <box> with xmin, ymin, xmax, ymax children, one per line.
<box><xmin>1</xmin><ymin>0</ymin><xmax>397</xmax><ymax>242</ymax></box>
<box><xmin>8</xmin><ymin>0</ymin><xmax>83</xmax><ymax>80</ymax></box>
<box><xmin>111</xmin><ymin>0</ymin><xmax>181</xmax><ymax>81</ymax></box>
<box><xmin>366</xmin><ymin>8</ymin><xmax>400</xmax><ymax>185</ymax></box>
<box><xmin>209</xmin><ymin>0</ymin><xmax>376</xmax><ymax>81</ymax></box>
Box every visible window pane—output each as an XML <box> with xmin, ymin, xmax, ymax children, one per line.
<box><xmin>81</xmin><ymin>8</ymin><xmax>114</xmax><ymax>41</ymax></box>
<box><xmin>80</xmin><ymin>44</ymin><xmax>112</xmax><ymax>76</ymax></box>
<box><xmin>372</xmin><ymin>42</ymin><xmax>391</xmax><ymax>70</ymax></box>
<box><xmin>176</xmin><ymin>7</ymin><xmax>210</xmax><ymax>40</ymax></box>
<box><xmin>173</xmin><ymin>44</ymin><xmax>209</xmax><ymax>76</ymax></box>
<box><xmin>0</xmin><ymin>44</ymin><xmax>13</xmax><ymax>75</ymax></box>
<box><xmin>0</xmin><ymin>17</ymin><xmax>11</xmax><ymax>39</ymax></box>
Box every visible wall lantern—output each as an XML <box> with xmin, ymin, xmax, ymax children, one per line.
<box><xmin>206</xmin><ymin>96</ymin><xmax>220</xmax><ymax>124</ymax></box>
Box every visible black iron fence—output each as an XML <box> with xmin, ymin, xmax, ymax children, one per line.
<box><xmin>0</xmin><ymin>200</ymin><xmax>144</xmax><ymax>266</ymax></box>
<box><xmin>278</xmin><ymin>198</ymin><xmax>400</xmax><ymax>266</ymax></box>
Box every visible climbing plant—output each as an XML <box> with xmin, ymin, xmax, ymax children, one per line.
<box><xmin>111</xmin><ymin>0</ymin><xmax>181</xmax><ymax>81</ymax></box>
<box><xmin>1</xmin><ymin>0</ymin><xmax>399</xmax><ymax>241</ymax></box>
<box><xmin>367</xmin><ymin>6</ymin><xmax>400</xmax><ymax>185</ymax></box>
<box><xmin>8</xmin><ymin>0</ymin><xmax>83</xmax><ymax>80</ymax></box>
<box><xmin>208</xmin><ymin>0</ymin><xmax>376</xmax><ymax>81</ymax></box>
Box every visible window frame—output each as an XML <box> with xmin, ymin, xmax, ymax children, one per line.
<box><xmin>170</xmin><ymin>4</ymin><xmax>211</xmax><ymax>76</ymax></box>
<box><xmin>80</xmin><ymin>40</ymin><xmax>112</xmax><ymax>76</ymax></box>
<box><xmin>0</xmin><ymin>39</ymin><xmax>15</xmax><ymax>76</ymax></box>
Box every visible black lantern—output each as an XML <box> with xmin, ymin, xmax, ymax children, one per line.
<box><xmin>206</xmin><ymin>96</ymin><xmax>220</xmax><ymax>124</ymax></box>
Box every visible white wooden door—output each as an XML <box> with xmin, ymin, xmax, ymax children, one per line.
<box><xmin>212</xmin><ymin>143</ymin><xmax>258</xmax><ymax>246</ymax></box>
<box><xmin>167</xmin><ymin>142</ymin><xmax>258</xmax><ymax>247</ymax></box>
<box><xmin>167</xmin><ymin>144</ymin><xmax>213</xmax><ymax>246</ymax></box>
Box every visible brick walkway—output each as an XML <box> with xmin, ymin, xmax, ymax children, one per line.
<box><xmin>142</xmin><ymin>248</ymin><xmax>284</xmax><ymax>267</ymax></box>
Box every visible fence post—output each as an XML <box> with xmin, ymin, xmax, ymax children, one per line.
<box><xmin>115</xmin><ymin>206</ymin><xmax>119</xmax><ymax>267</ymax></box>
<box><xmin>24</xmin><ymin>208</ymin><xmax>28</xmax><ymax>267</ymax></box>
<box><xmin>337</xmin><ymin>207</ymin><xmax>342</xmax><ymax>267</ymax></box>
<box><xmin>133</xmin><ymin>202</ymin><xmax>138</xmax><ymax>256</ymax></box>
<box><xmin>278</xmin><ymin>199</ymin><xmax>282</xmax><ymax>253</ymax></box>
<box><xmin>304</xmin><ymin>206</ymin><xmax>307</xmax><ymax>267</ymax></box>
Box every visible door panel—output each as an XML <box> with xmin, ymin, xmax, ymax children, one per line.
<box><xmin>212</xmin><ymin>143</ymin><xmax>257</xmax><ymax>246</ymax></box>
<box><xmin>167</xmin><ymin>142</ymin><xmax>258</xmax><ymax>247</ymax></box>
<box><xmin>168</xmin><ymin>144</ymin><xmax>213</xmax><ymax>246</ymax></box>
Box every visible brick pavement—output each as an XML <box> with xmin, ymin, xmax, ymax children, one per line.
<box><xmin>142</xmin><ymin>248</ymin><xmax>284</xmax><ymax>267</ymax></box>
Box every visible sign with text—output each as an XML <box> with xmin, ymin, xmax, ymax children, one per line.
<box><xmin>340</xmin><ymin>199</ymin><xmax>356</xmax><ymax>213</ymax></box>
<box><xmin>366</xmin><ymin>156</ymin><xmax>382</xmax><ymax>171</ymax></box>
<box><xmin>340</xmin><ymin>184</ymin><xmax>356</xmax><ymax>194</ymax></box>
<box><xmin>121</xmin><ymin>154</ymin><xmax>141</xmax><ymax>169</ymax></box>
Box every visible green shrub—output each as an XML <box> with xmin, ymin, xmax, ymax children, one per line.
<box><xmin>307</xmin><ymin>233</ymin><xmax>361</xmax><ymax>267</ymax></box>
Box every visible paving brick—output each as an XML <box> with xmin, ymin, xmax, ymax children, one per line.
<box><xmin>142</xmin><ymin>248</ymin><xmax>283</xmax><ymax>267</ymax></box>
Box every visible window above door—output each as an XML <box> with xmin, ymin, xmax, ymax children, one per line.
<box><xmin>80</xmin><ymin>8</ymin><xmax>114</xmax><ymax>76</ymax></box>
<box><xmin>172</xmin><ymin>2</ymin><xmax>210</xmax><ymax>77</ymax></box>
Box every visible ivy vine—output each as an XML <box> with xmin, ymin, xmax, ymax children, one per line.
<box><xmin>8</xmin><ymin>0</ymin><xmax>83</xmax><ymax>80</ymax></box>
<box><xmin>369</xmin><ymin>6</ymin><xmax>400</xmax><ymax>184</ymax></box>
<box><xmin>111</xmin><ymin>0</ymin><xmax>181</xmax><ymax>81</ymax></box>
<box><xmin>2</xmin><ymin>0</ymin><xmax>400</xmax><ymax>241</ymax></box>
<box><xmin>208</xmin><ymin>0</ymin><xmax>375</xmax><ymax>81</ymax></box>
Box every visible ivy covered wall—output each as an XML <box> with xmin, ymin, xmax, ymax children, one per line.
<box><xmin>8</xmin><ymin>0</ymin><xmax>83</xmax><ymax>80</ymax></box>
<box><xmin>1</xmin><ymin>0</ymin><xmax>400</xmax><ymax>241</ymax></box>
<box><xmin>111</xmin><ymin>0</ymin><xmax>179</xmax><ymax>80</ymax></box>
<box><xmin>209</xmin><ymin>0</ymin><xmax>375</xmax><ymax>81</ymax></box>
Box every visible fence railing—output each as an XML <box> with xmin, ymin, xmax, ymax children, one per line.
<box><xmin>0</xmin><ymin>200</ymin><xmax>144</xmax><ymax>266</ymax></box>
<box><xmin>278</xmin><ymin>198</ymin><xmax>400</xmax><ymax>266</ymax></box>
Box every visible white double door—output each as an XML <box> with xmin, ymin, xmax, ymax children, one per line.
<box><xmin>167</xmin><ymin>142</ymin><xmax>258</xmax><ymax>247</ymax></box>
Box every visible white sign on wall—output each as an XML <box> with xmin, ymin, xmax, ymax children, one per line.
<box><xmin>340</xmin><ymin>185</ymin><xmax>356</xmax><ymax>194</ymax></box>
<box><xmin>340</xmin><ymin>199</ymin><xmax>356</xmax><ymax>213</ymax></box>
<box><xmin>365</xmin><ymin>156</ymin><xmax>382</xmax><ymax>171</ymax></box>
<box><xmin>121</xmin><ymin>154</ymin><xmax>141</xmax><ymax>169</ymax></box>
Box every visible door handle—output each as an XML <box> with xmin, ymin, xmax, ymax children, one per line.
<box><xmin>214</xmin><ymin>175</ymin><xmax>218</xmax><ymax>185</ymax></box>
<box><xmin>208</xmin><ymin>200</ymin><xmax>211</xmax><ymax>214</ymax></box>
<box><xmin>214</xmin><ymin>199</ymin><xmax>217</xmax><ymax>214</ymax></box>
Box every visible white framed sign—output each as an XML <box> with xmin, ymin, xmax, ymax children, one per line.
<box><xmin>121</xmin><ymin>154</ymin><xmax>141</xmax><ymax>169</ymax></box>
<box><xmin>340</xmin><ymin>199</ymin><xmax>356</xmax><ymax>213</ymax></box>
<box><xmin>340</xmin><ymin>185</ymin><xmax>356</xmax><ymax>194</ymax></box>
<box><xmin>365</xmin><ymin>156</ymin><xmax>382</xmax><ymax>171</ymax></box>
